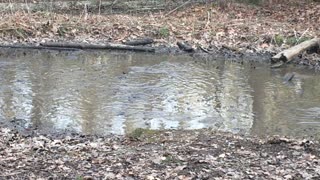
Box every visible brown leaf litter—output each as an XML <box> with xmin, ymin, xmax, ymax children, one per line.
<box><xmin>1</xmin><ymin>128</ymin><xmax>320</xmax><ymax>179</ymax></box>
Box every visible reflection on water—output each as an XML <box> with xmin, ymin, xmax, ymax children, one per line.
<box><xmin>0</xmin><ymin>49</ymin><xmax>320</xmax><ymax>138</ymax></box>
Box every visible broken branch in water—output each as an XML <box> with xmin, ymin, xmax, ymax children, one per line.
<box><xmin>40</xmin><ymin>42</ymin><xmax>156</xmax><ymax>52</ymax></box>
<box><xmin>272</xmin><ymin>38</ymin><xmax>320</xmax><ymax>65</ymax></box>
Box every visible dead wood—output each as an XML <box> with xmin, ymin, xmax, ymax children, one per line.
<box><xmin>0</xmin><ymin>44</ymin><xmax>79</xmax><ymax>51</ymax></box>
<box><xmin>222</xmin><ymin>44</ymin><xmax>240</xmax><ymax>52</ymax></box>
<box><xmin>283</xmin><ymin>72</ymin><xmax>295</xmax><ymax>82</ymax></box>
<box><xmin>40</xmin><ymin>42</ymin><xmax>156</xmax><ymax>52</ymax></box>
<box><xmin>270</xmin><ymin>61</ymin><xmax>284</xmax><ymax>69</ymax></box>
<box><xmin>165</xmin><ymin>0</ymin><xmax>191</xmax><ymax>16</ymax></box>
<box><xmin>272</xmin><ymin>38</ymin><xmax>320</xmax><ymax>63</ymax></box>
<box><xmin>124</xmin><ymin>38</ymin><xmax>154</xmax><ymax>46</ymax></box>
<box><xmin>177</xmin><ymin>41</ymin><xmax>194</xmax><ymax>52</ymax></box>
<box><xmin>199</xmin><ymin>46</ymin><xmax>211</xmax><ymax>54</ymax></box>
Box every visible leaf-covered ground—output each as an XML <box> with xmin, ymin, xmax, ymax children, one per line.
<box><xmin>1</xmin><ymin>1</ymin><xmax>320</xmax><ymax>179</ymax></box>
<box><xmin>1</xmin><ymin>1</ymin><xmax>319</xmax><ymax>65</ymax></box>
<box><xmin>0</xmin><ymin>1</ymin><xmax>319</xmax><ymax>50</ymax></box>
<box><xmin>1</xmin><ymin>128</ymin><xmax>320</xmax><ymax>179</ymax></box>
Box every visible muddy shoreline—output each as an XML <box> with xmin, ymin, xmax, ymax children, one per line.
<box><xmin>0</xmin><ymin>40</ymin><xmax>275</xmax><ymax>62</ymax></box>
<box><xmin>1</xmin><ymin>41</ymin><xmax>318</xmax><ymax>72</ymax></box>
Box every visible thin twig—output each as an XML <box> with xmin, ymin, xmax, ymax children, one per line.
<box><xmin>84</xmin><ymin>3</ymin><xmax>88</xmax><ymax>21</ymax></box>
<box><xmin>293</xmin><ymin>29</ymin><xmax>297</xmax><ymax>40</ymax></box>
<box><xmin>110</xmin><ymin>0</ymin><xmax>118</xmax><ymax>13</ymax></box>
<box><xmin>165</xmin><ymin>0</ymin><xmax>191</xmax><ymax>17</ymax></box>
<box><xmin>205</xmin><ymin>11</ymin><xmax>211</xmax><ymax>29</ymax></box>
<box><xmin>199</xmin><ymin>46</ymin><xmax>211</xmax><ymax>54</ymax></box>
<box><xmin>8</xmin><ymin>0</ymin><xmax>13</xmax><ymax>15</ymax></box>
<box><xmin>98</xmin><ymin>0</ymin><xmax>102</xmax><ymax>15</ymax></box>
<box><xmin>297</xmin><ymin>28</ymin><xmax>309</xmax><ymax>43</ymax></box>
<box><xmin>23</xmin><ymin>0</ymin><xmax>30</xmax><ymax>14</ymax></box>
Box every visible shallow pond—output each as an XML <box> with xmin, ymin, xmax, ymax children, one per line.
<box><xmin>0</xmin><ymin>50</ymin><xmax>320</xmax><ymax>138</ymax></box>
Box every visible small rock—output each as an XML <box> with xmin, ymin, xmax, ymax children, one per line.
<box><xmin>261</xmin><ymin>152</ymin><xmax>268</xmax><ymax>158</ymax></box>
<box><xmin>219</xmin><ymin>153</ymin><xmax>226</xmax><ymax>158</ymax></box>
<box><xmin>105</xmin><ymin>173</ymin><xmax>115</xmax><ymax>179</ymax></box>
<box><xmin>146</xmin><ymin>175</ymin><xmax>155</xmax><ymax>180</ymax></box>
<box><xmin>292</xmin><ymin>151</ymin><xmax>301</xmax><ymax>156</ymax></box>
<box><xmin>284</xmin><ymin>174</ymin><xmax>293</xmax><ymax>179</ymax></box>
<box><xmin>83</xmin><ymin>176</ymin><xmax>94</xmax><ymax>180</ymax></box>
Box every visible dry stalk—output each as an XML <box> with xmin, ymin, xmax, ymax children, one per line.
<box><xmin>205</xmin><ymin>11</ymin><xmax>211</xmax><ymax>29</ymax></box>
<box><xmin>8</xmin><ymin>0</ymin><xmax>13</xmax><ymax>15</ymax></box>
<box><xmin>84</xmin><ymin>4</ymin><xmax>88</xmax><ymax>21</ymax></box>
<box><xmin>298</xmin><ymin>28</ymin><xmax>309</xmax><ymax>42</ymax></box>
<box><xmin>98</xmin><ymin>0</ymin><xmax>102</xmax><ymax>15</ymax></box>
<box><xmin>24</xmin><ymin>0</ymin><xmax>30</xmax><ymax>14</ymax></box>
<box><xmin>192</xmin><ymin>14</ymin><xmax>195</xmax><ymax>41</ymax></box>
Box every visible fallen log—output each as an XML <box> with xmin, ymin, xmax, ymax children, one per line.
<box><xmin>222</xmin><ymin>44</ymin><xmax>240</xmax><ymax>53</ymax></box>
<box><xmin>40</xmin><ymin>42</ymin><xmax>156</xmax><ymax>52</ymax></box>
<box><xmin>0</xmin><ymin>44</ymin><xmax>79</xmax><ymax>51</ymax></box>
<box><xmin>199</xmin><ymin>46</ymin><xmax>211</xmax><ymax>54</ymax></box>
<box><xmin>272</xmin><ymin>38</ymin><xmax>320</xmax><ymax>63</ymax></box>
<box><xmin>177</xmin><ymin>41</ymin><xmax>194</xmax><ymax>52</ymax></box>
<box><xmin>124</xmin><ymin>38</ymin><xmax>154</xmax><ymax>46</ymax></box>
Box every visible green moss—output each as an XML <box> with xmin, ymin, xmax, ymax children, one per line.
<box><xmin>285</xmin><ymin>36</ymin><xmax>297</xmax><ymax>46</ymax></box>
<box><xmin>296</xmin><ymin>37</ymin><xmax>311</xmax><ymax>44</ymax></box>
<box><xmin>158</xmin><ymin>26</ymin><xmax>170</xmax><ymax>38</ymax></box>
<box><xmin>127</xmin><ymin>128</ymin><xmax>158</xmax><ymax>140</ymax></box>
<box><xmin>75</xmin><ymin>176</ymin><xmax>84</xmax><ymax>180</ymax></box>
<box><xmin>58</xmin><ymin>26</ymin><xmax>67</xmax><ymax>36</ymax></box>
<box><xmin>273</xmin><ymin>34</ymin><xmax>312</xmax><ymax>46</ymax></box>
<box><xmin>161</xmin><ymin>154</ymin><xmax>183</xmax><ymax>164</ymax></box>
<box><xmin>274</xmin><ymin>34</ymin><xmax>284</xmax><ymax>46</ymax></box>
<box><xmin>14</xmin><ymin>28</ymin><xmax>27</xmax><ymax>39</ymax></box>
<box><xmin>280</xmin><ymin>36</ymin><xmax>312</xmax><ymax>46</ymax></box>
<box><xmin>236</xmin><ymin>0</ymin><xmax>263</xmax><ymax>6</ymax></box>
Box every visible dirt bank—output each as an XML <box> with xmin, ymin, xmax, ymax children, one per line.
<box><xmin>0</xmin><ymin>1</ymin><xmax>319</xmax><ymax>67</ymax></box>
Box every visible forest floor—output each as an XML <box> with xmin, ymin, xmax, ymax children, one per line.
<box><xmin>1</xmin><ymin>127</ymin><xmax>320</xmax><ymax>179</ymax></box>
<box><xmin>1</xmin><ymin>1</ymin><xmax>320</xmax><ymax>179</ymax></box>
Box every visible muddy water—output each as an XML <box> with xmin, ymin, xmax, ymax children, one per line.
<box><xmin>0</xmin><ymin>50</ymin><xmax>320</xmax><ymax>138</ymax></box>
